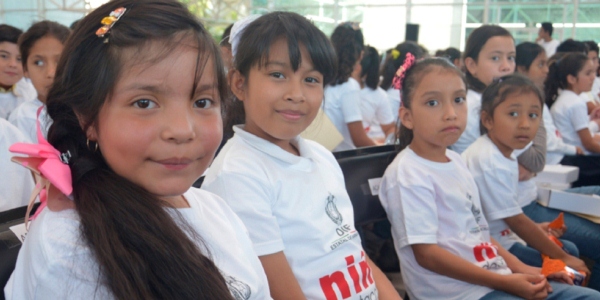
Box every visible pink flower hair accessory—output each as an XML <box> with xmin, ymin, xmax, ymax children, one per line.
<box><xmin>392</xmin><ymin>52</ymin><xmax>416</xmax><ymax>90</ymax></box>
<box><xmin>9</xmin><ymin>107</ymin><xmax>73</xmax><ymax>228</ymax></box>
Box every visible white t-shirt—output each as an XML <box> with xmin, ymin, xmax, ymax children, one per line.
<box><xmin>386</xmin><ymin>87</ymin><xmax>401</xmax><ymax>122</ymax></box>
<box><xmin>5</xmin><ymin>188</ymin><xmax>271</xmax><ymax>300</ymax></box>
<box><xmin>537</xmin><ymin>39</ymin><xmax>560</xmax><ymax>58</ymax></box>
<box><xmin>202</xmin><ymin>126</ymin><xmax>378</xmax><ymax>300</ymax></box>
<box><xmin>550</xmin><ymin>90</ymin><xmax>591</xmax><ymax>152</ymax></box>
<box><xmin>0</xmin><ymin>118</ymin><xmax>35</xmax><ymax>212</ymax></box>
<box><xmin>323</xmin><ymin>78</ymin><xmax>364</xmax><ymax>152</ymax></box>
<box><xmin>0</xmin><ymin>78</ymin><xmax>36</xmax><ymax>120</ymax></box>
<box><xmin>451</xmin><ymin>89</ymin><xmax>482</xmax><ymax>154</ymax></box>
<box><xmin>8</xmin><ymin>99</ymin><xmax>49</xmax><ymax>143</ymax></box>
<box><xmin>360</xmin><ymin>86</ymin><xmax>394</xmax><ymax>140</ymax></box>
<box><xmin>379</xmin><ymin>147</ymin><xmax>511</xmax><ymax>300</ymax></box>
<box><xmin>462</xmin><ymin>135</ymin><xmax>526</xmax><ymax>250</ymax></box>
<box><xmin>544</xmin><ymin>104</ymin><xmax>577</xmax><ymax>164</ymax></box>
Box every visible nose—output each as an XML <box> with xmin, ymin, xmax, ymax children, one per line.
<box><xmin>47</xmin><ymin>62</ymin><xmax>57</xmax><ymax>79</ymax></box>
<box><xmin>518</xmin><ymin>115</ymin><xmax>531</xmax><ymax>129</ymax></box>
<box><xmin>161</xmin><ymin>105</ymin><xmax>196</xmax><ymax>143</ymax></box>
<box><xmin>500</xmin><ymin>57</ymin><xmax>514</xmax><ymax>72</ymax></box>
<box><xmin>443</xmin><ymin>102</ymin><xmax>457</xmax><ymax>120</ymax></box>
<box><xmin>8</xmin><ymin>57</ymin><xmax>19</xmax><ymax>68</ymax></box>
<box><xmin>285</xmin><ymin>79</ymin><xmax>305</xmax><ymax>103</ymax></box>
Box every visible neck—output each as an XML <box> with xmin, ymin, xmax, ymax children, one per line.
<box><xmin>409</xmin><ymin>139</ymin><xmax>448</xmax><ymax>163</ymax></box>
<box><xmin>544</xmin><ymin>36</ymin><xmax>552</xmax><ymax>42</ymax></box>
<box><xmin>487</xmin><ymin>133</ymin><xmax>512</xmax><ymax>158</ymax></box>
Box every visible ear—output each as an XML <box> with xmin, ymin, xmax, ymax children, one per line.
<box><xmin>566</xmin><ymin>74</ymin><xmax>578</xmax><ymax>87</ymax></box>
<box><xmin>464</xmin><ymin>57</ymin><xmax>478</xmax><ymax>77</ymax></box>
<box><xmin>481</xmin><ymin>110</ymin><xmax>494</xmax><ymax>133</ymax></box>
<box><xmin>399</xmin><ymin>106</ymin><xmax>414</xmax><ymax>130</ymax></box>
<box><xmin>85</xmin><ymin>123</ymin><xmax>98</xmax><ymax>142</ymax></box>
<box><xmin>229</xmin><ymin>69</ymin><xmax>247</xmax><ymax>101</ymax></box>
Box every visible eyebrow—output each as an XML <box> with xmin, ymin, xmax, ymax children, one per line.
<box><xmin>421</xmin><ymin>89</ymin><xmax>466</xmax><ymax>97</ymax></box>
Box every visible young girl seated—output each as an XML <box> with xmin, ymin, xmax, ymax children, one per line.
<box><xmin>9</xmin><ymin>21</ymin><xmax>70</xmax><ymax>142</ymax></box>
<box><xmin>202</xmin><ymin>12</ymin><xmax>400</xmax><ymax>300</ymax></box>
<box><xmin>545</xmin><ymin>52</ymin><xmax>600</xmax><ymax>186</ymax></box>
<box><xmin>324</xmin><ymin>22</ymin><xmax>376</xmax><ymax>151</ymax></box>
<box><xmin>452</xmin><ymin>25</ymin><xmax>516</xmax><ymax>153</ymax></box>
<box><xmin>358</xmin><ymin>46</ymin><xmax>394</xmax><ymax>142</ymax></box>
<box><xmin>0</xmin><ymin>25</ymin><xmax>36</xmax><ymax>119</ymax></box>
<box><xmin>380</xmin><ymin>57</ymin><xmax>600</xmax><ymax>299</ymax></box>
<box><xmin>5</xmin><ymin>1</ymin><xmax>270</xmax><ymax>298</ymax></box>
<box><xmin>462</xmin><ymin>74</ymin><xmax>593</xmax><ymax>283</ymax></box>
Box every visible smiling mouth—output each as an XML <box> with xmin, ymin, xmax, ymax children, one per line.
<box><xmin>277</xmin><ymin>110</ymin><xmax>305</xmax><ymax>121</ymax></box>
<box><xmin>155</xmin><ymin>157</ymin><xmax>194</xmax><ymax>170</ymax></box>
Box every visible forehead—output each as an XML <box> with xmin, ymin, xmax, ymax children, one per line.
<box><xmin>480</xmin><ymin>36</ymin><xmax>515</xmax><ymax>54</ymax></box>
<box><xmin>414</xmin><ymin>67</ymin><xmax>465</xmax><ymax>92</ymax></box>
<box><xmin>0</xmin><ymin>41</ymin><xmax>19</xmax><ymax>54</ymax></box>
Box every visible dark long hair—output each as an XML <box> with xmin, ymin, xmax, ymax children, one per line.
<box><xmin>480</xmin><ymin>74</ymin><xmax>544</xmax><ymax>135</ymax></box>
<box><xmin>516</xmin><ymin>42</ymin><xmax>544</xmax><ymax>71</ymax></box>
<box><xmin>396</xmin><ymin>58</ymin><xmax>466</xmax><ymax>151</ymax></box>
<box><xmin>330</xmin><ymin>22</ymin><xmax>363</xmax><ymax>86</ymax></box>
<box><xmin>226</xmin><ymin>11</ymin><xmax>337</xmax><ymax>127</ymax></box>
<box><xmin>361</xmin><ymin>45</ymin><xmax>380</xmax><ymax>90</ymax></box>
<box><xmin>45</xmin><ymin>0</ymin><xmax>233</xmax><ymax>299</ymax></box>
<box><xmin>18</xmin><ymin>21</ymin><xmax>70</xmax><ymax>70</ymax></box>
<box><xmin>463</xmin><ymin>25</ymin><xmax>512</xmax><ymax>93</ymax></box>
<box><xmin>380</xmin><ymin>41</ymin><xmax>424</xmax><ymax>91</ymax></box>
<box><xmin>544</xmin><ymin>52</ymin><xmax>589</xmax><ymax>108</ymax></box>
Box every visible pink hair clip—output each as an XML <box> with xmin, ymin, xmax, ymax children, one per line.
<box><xmin>9</xmin><ymin>107</ymin><xmax>73</xmax><ymax>228</ymax></box>
<box><xmin>392</xmin><ymin>52</ymin><xmax>416</xmax><ymax>90</ymax></box>
<box><xmin>96</xmin><ymin>7</ymin><xmax>127</xmax><ymax>42</ymax></box>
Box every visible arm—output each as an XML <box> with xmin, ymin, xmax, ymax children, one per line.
<box><xmin>411</xmin><ymin>244</ymin><xmax>548</xmax><ymax>299</ymax></box>
<box><xmin>576</xmin><ymin>128</ymin><xmax>600</xmax><ymax>153</ymax></box>
<box><xmin>366</xmin><ymin>256</ymin><xmax>402</xmax><ymax>300</ymax></box>
<box><xmin>380</xmin><ymin>123</ymin><xmax>396</xmax><ymax>137</ymax></box>
<box><xmin>517</xmin><ymin>123</ymin><xmax>546</xmax><ymax>173</ymax></box>
<box><xmin>347</xmin><ymin>121</ymin><xmax>377</xmax><ymax>147</ymax></box>
<box><xmin>503</xmin><ymin>213</ymin><xmax>589</xmax><ymax>273</ymax></box>
<box><xmin>259</xmin><ymin>252</ymin><xmax>307</xmax><ymax>300</ymax></box>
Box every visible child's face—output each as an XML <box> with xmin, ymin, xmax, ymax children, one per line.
<box><xmin>522</xmin><ymin>52</ymin><xmax>548</xmax><ymax>89</ymax></box>
<box><xmin>570</xmin><ymin>59</ymin><xmax>596</xmax><ymax>94</ymax></box>
<box><xmin>588</xmin><ymin>50</ymin><xmax>599</xmax><ymax>71</ymax></box>
<box><xmin>24</xmin><ymin>36</ymin><xmax>63</xmax><ymax>103</ymax></box>
<box><xmin>466</xmin><ymin>36</ymin><xmax>515</xmax><ymax>87</ymax></box>
<box><xmin>483</xmin><ymin>91</ymin><xmax>541</xmax><ymax>158</ymax></box>
<box><xmin>0</xmin><ymin>41</ymin><xmax>23</xmax><ymax>89</ymax></box>
<box><xmin>400</xmin><ymin>68</ymin><xmax>467</xmax><ymax>151</ymax></box>
<box><xmin>231</xmin><ymin>38</ymin><xmax>324</xmax><ymax>151</ymax></box>
<box><xmin>87</xmin><ymin>43</ymin><xmax>222</xmax><ymax>205</ymax></box>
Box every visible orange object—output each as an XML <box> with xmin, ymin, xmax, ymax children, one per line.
<box><xmin>548</xmin><ymin>212</ymin><xmax>564</xmax><ymax>230</ymax></box>
<box><xmin>541</xmin><ymin>255</ymin><xmax>566</xmax><ymax>277</ymax></box>
<box><xmin>548</xmin><ymin>235</ymin><xmax>564</xmax><ymax>248</ymax></box>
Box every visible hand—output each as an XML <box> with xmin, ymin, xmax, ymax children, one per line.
<box><xmin>547</xmin><ymin>270</ymin><xmax>574</xmax><ymax>285</ymax></box>
<box><xmin>501</xmin><ymin>274</ymin><xmax>548</xmax><ymax>300</ymax></box>
<box><xmin>590</xmin><ymin>107</ymin><xmax>600</xmax><ymax>120</ymax></box>
<box><xmin>538</xmin><ymin>222</ymin><xmax>566</xmax><ymax>238</ymax></box>
<box><xmin>518</xmin><ymin>164</ymin><xmax>535</xmax><ymax>181</ymax></box>
<box><xmin>576</xmin><ymin>147</ymin><xmax>585</xmax><ymax>155</ymax></box>
<box><xmin>561</xmin><ymin>255</ymin><xmax>590</xmax><ymax>275</ymax></box>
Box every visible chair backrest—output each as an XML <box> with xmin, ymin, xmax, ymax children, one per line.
<box><xmin>0</xmin><ymin>204</ymin><xmax>38</xmax><ymax>299</ymax></box>
<box><xmin>334</xmin><ymin>145</ymin><xmax>397</xmax><ymax>226</ymax></box>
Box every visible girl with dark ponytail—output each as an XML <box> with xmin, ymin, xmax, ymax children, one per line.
<box><xmin>5</xmin><ymin>0</ymin><xmax>269</xmax><ymax>299</ymax></box>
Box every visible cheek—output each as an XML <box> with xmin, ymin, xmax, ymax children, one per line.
<box><xmin>197</xmin><ymin>114</ymin><xmax>223</xmax><ymax>152</ymax></box>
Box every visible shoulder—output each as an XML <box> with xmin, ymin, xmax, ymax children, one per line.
<box><xmin>0</xmin><ymin>118</ymin><xmax>30</xmax><ymax>144</ymax></box>
<box><xmin>462</xmin><ymin>136</ymin><xmax>500</xmax><ymax>167</ymax></box>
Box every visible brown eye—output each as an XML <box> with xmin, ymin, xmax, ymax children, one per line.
<box><xmin>194</xmin><ymin>99</ymin><xmax>213</xmax><ymax>109</ymax></box>
<box><xmin>133</xmin><ymin>99</ymin><xmax>156</xmax><ymax>109</ymax></box>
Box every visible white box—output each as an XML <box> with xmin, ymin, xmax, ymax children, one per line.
<box><xmin>533</xmin><ymin>165</ymin><xmax>579</xmax><ymax>184</ymax></box>
<box><xmin>537</xmin><ymin>188</ymin><xmax>600</xmax><ymax>217</ymax></box>
<box><xmin>535</xmin><ymin>181</ymin><xmax>571</xmax><ymax>191</ymax></box>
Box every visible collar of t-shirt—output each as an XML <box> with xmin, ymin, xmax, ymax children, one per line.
<box><xmin>232</xmin><ymin>125</ymin><xmax>315</xmax><ymax>171</ymax></box>
<box><xmin>0</xmin><ymin>85</ymin><xmax>16</xmax><ymax>94</ymax></box>
<box><xmin>406</xmin><ymin>146</ymin><xmax>456</xmax><ymax>170</ymax></box>
<box><xmin>483</xmin><ymin>134</ymin><xmax>517</xmax><ymax>161</ymax></box>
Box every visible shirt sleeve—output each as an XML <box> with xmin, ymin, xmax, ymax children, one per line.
<box><xmin>382</xmin><ymin>170</ymin><xmax>439</xmax><ymax>248</ymax></box>
<box><xmin>570</xmin><ymin>102</ymin><xmax>590</xmax><ymax>132</ymax></box>
<box><xmin>340</xmin><ymin>87</ymin><xmax>364</xmax><ymax>124</ymax></box>
<box><xmin>202</xmin><ymin>172</ymin><xmax>284</xmax><ymax>256</ymax></box>
<box><xmin>472</xmin><ymin>163</ymin><xmax>522</xmax><ymax>222</ymax></box>
<box><xmin>374</xmin><ymin>93</ymin><xmax>395</xmax><ymax>125</ymax></box>
<box><xmin>517</xmin><ymin>122</ymin><xmax>546</xmax><ymax>173</ymax></box>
